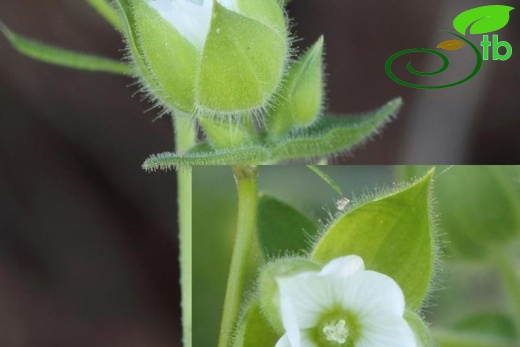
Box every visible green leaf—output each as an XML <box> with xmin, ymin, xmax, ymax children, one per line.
<box><xmin>270</xmin><ymin>98</ymin><xmax>402</xmax><ymax>162</ymax></box>
<box><xmin>311</xmin><ymin>170</ymin><xmax>435</xmax><ymax>310</ymax></box>
<box><xmin>306</xmin><ymin>165</ymin><xmax>343</xmax><ymax>195</ymax></box>
<box><xmin>233</xmin><ymin>300</ymin><xmax>280</xmax><ymax>347</ymax></box>
<box><xmin>405</xmin><ymin>311</ymin><xmax>436</xmax><ymax>347</ymax></box>
<box><xmin>0</xmin><ymin>22</ymin><xmax>132</xmax><ymax>75</ymax></box>
<box><xmin>144</xmin><ymin>99</ymin><xmax>402</xmax><ymax>170</ymax></box>
<box><xmin>142</xmin><ymin>143</ymin><xmax>271</xmax><ymax>171</ymax></box>
<box><xmin>85</xmin><ymin>0</ymin><xmax>123</xmax><ymax>30</ymax></box>
<box><xmin>453</xmin><ymin>5</ymin><xmax>515</xmax><ymax>35</ymax></box>
<box><xmin>257</xmin><ymin>195</ymin><xmax>318</xmax><ymax>259</ymax></box>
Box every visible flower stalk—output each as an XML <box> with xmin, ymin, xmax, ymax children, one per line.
<box><xmin>218</xmin><ymin>166</ymin><xmax>259</xmax><ymax>347</ymax></box>
<box><xmin>175</xmin><ymin>114</ymin><xmax>197</xmax><ymax>347</ymax></box>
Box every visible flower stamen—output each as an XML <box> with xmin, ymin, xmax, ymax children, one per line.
<box><xmin>322</xmin><ymin>319</ymin><xmax>349</xmax><ymax>344</ymax></box>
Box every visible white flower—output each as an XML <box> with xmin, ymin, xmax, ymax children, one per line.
<box><xmin>146</xmin><ymin>0</ymin><xmax>238</xmax><ymax>51</ymax></box>
<box><xmin>275</xmin><ymin>255</ymin><xmax>416</xmax><ymax>347</ymax></box>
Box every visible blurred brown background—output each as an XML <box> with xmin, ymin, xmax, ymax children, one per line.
<box><xmin>0</xmin><ymin>0</ymin><xmax>519</xmax><ymax>346</ymax></box>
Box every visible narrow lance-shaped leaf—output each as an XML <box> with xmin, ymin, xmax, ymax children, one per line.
<box><xmin>257</xmin><ymin>195</ymin><xmax>318</xmax><ymax>259</ymax></box>
<box><xmin>142</xmin><ymin>143</ymin><xmax>271</xmax><ymax>171</ymax></box>
<box><xmin>306</xmin><ymin>165</ymin><xmax>343</xmax><ymax>195</ymax></box>
<box><xmin>85</xmin><ymin>0</ymin><xmax>124</xmax><ymax>30</ymax></box>
<box><xmin>312</xmin><ymin>170</ymin><xmax>435</xmax><ymax>311</ymax></box>
<box><xmin>271</xmin><ymin>98</ymin><xmax>402</xmax><ymax>162</ymax></box>
<box><xmin>453</xmin><ymin>5</ymin><xmax>515</xmax><ymax>35</ymax></box>
<box><xmin>0</xmin><ymin>23</ymin><xmax>132</xmax><ymax>75</ymax></box>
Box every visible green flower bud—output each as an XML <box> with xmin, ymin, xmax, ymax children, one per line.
<box><xmin>257</xmin><ymin>257</ymin><xmax>321</xmax><ymax>334</ymax></box>
<box><xmin>268</xmin><ymin>36</ymin><xmax>325</xmax><ymax>139</ymax></box>
<box><xmin>115</xmin><ymin>0</ymin><xmax>289</xmax><ymax>117</ymax></box>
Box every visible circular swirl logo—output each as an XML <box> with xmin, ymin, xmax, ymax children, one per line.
<box><xmin>385</xmin><ymin>5</ymin><xmax>514</xmax><ymax>89</ymax></box>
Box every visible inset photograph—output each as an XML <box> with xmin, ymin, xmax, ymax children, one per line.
<box><xmin>194</xmin><ymin>165</ymin><xmax>520</xmax><ymax>347</ymax></box>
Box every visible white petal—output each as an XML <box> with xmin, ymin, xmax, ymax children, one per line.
<box><xmin>338</xmin><ymin>270</ymin><xmax>406</xmax><ymax>317</ymax></box>
<box><xmin>217</xmin><ymin>0</ymin><xmax>238</xmax><ymax>11</ymax></box>
<box><xmin>146</xmin><ymin>0</ymin><xmax>213</xmax><ymax>51</ymax></box>
<box><xmin>275</xmin><ymin>334</ymin><xmax>292</xmax><ymax>347</ymax></box>
<box><xmin>146</xmin><ymin>0</ymin><xmax>241</xmax><ymax>50</ymax></box>
<box><xmin>278</xmin><ymin>293</ymin><xmax>301</xmax><ymax>347</ymax></box>
<box><xmin>277</xmin><ymin>274</ymin><xmax>337</xmax><ymax>330</ymax></box>
<box><xmin>319</xmin><ymin>255</ymin><xmax>365</xmax><ymax>278</ymax></box>
<box><xmin>356</xmin><ymin>314</ymin><xmax>416</xmax><ymax>347</ymax></box>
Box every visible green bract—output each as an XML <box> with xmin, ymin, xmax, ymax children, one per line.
<box><xmin>312</xmin><ymin>170</ymin><xmax>436</xmax><ymax>310</ymax></box>
<box><xmin>113</xmin><ymin>0</ymin><xmax>289</xmax><ymax>117</ymax></box>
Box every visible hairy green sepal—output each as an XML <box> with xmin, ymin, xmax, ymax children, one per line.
<box><xmin>268</xmin><ymin>37</ymin><xmax>324</xmax><ymax>139</ymax></box>
<box><xmin>196</xmin><ymin>2</ymin><xmax>288</xmax><ymax>115</ymax></box>
<box><xmin>130</xmin><ymin>0</ymin><xmax>199</xmax><ymax>112</ymax></box>
<box><xmin>312</xmin><ymin>170</ymin><xmax>435</xmax><ymax>310</ymax></box>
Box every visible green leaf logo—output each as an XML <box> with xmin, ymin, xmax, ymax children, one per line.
<box><xmin>453</xmin><ymin>5</ymin><xmax>515</xmax><ymax>35</ymax></box>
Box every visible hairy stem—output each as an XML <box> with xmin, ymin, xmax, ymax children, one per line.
<box><xmin>218</xmin><ymin>166</ymin><xmax>259</xmax><ymax>347</ymax></box>
<box><xmin>175</xmin><ymin>114</ymin><xmax>197</xmax><ymax>347</ymax></box>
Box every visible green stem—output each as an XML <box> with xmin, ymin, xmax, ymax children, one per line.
<box><xmin>493</xmin><ymin>249</ymin><xmax>520</xmax><ymax>337</ymax></box>
<box><xmin>175</xmin><ymin>114</ymin><xmax>197</xmax><ymax>347</ymax></box>
<box><xmin>433</xmin><ymin>329</ymin><xmax>515</xmax><ymax>347</ymax></box>
<box><xmin>218</xmin><ymin>166</ymin><xmax>259</xmax><ymax>347</ymax></box>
